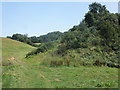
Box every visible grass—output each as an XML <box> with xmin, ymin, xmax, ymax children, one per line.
<box><xmin>2</xmin><ymin>38</ymin><xmax>36</xmax><ymax>63</ymax></box>
<box><xmin>40</xmin><ymin>66</ymin><xmax>118</xmax><ymax>88</ymax></box>
<box><xmin>2</xmin><ymin>38</ymin><xmax>119</xmax><ymax>88</ymax></box>
<box><xmin>23</xmin><ymin>52</ymin><xmax>118</xmax><ymax>88</ymax></box>
<box><xmin>3</xmin><ymin>61</ymin><xmax>118</xmax><ymax>88</ymax></box>
<box><xmin>34</xmin><ymin>43</ymin><xmax>41</xmax><ymax>45</ymax></box>
<box><xmin>2</xmin><ymin>38</ymin><xmax>36</xmax><ymax>88</ymax></box>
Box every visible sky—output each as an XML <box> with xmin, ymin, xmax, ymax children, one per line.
<box><xmin>2</xmin><ymin>2</ymin><xmax>118</xmax><ymax>37</ymax></box>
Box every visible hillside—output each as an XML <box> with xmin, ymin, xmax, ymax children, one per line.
<box><xmin>2</xmin><ymin>2</ymin><xmax>119</xmax><ymax>88</ymax></box>
<box><xmin>2</xmin><ymin>38</ymin><xmax>36</xmax><ymax>63</ymax></box>
<box><xmin>2</xmin><ymin>38</ymin><xmax>37</xmax><ymax>88</ymax></box>
<box><xmin>2</xmin><ymin>38</ymin><xmax>118</xmax><ymax>88</ymax></box>
<box><xmin>25</xmin><ymin>2</ymin><xmax>119</xmax><ymax>68</ymax></box>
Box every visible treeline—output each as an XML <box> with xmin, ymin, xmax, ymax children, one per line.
<box><xmin>26</xmin><ymin>42</ymin><xmax>55</xmax><ymax>58</ymax></box>
<box><xmin>57</xmin><ymin>2</ymin><xmax>120</xmax><ymax>54</ymax></box>
<box><xmin>55</xmin><ymin>2</ymin><xmax>120</xmax><ymax>67</ymax></box>
<box><xmin>25</xmin><ymin>2</ymin><xmax>120</xmax><ymax>68</ymax></box>
<box><xmin>7</xmin><ymin>34</ymin><xmax>39</xmax><ymax>47</ymax></box>
<box><xmin>7</xmin><ymin>31</ymin><xmax>62</xmax><ymax>47</ymax></box>
<box><xmin>30</xmin><ymin>31</ymin><xmax>62</xmax><ymax>43</ymax></box>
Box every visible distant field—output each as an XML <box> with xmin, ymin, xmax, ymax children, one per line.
<box><xmin>2</xmin><ymin>38</ymin><xmax>118</xmax><ymax>88</ymax></box>
<box><xmin>34</xmin><ymin>43</ymin><xmax>41</xmax><ymax>45</ymax></box>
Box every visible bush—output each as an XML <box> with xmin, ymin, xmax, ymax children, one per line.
<box><xmin>25</xmin><ymin>50</ymin><xmax>37</xmax><ymax>58</ymax></box>
<box><xmin>7</xmin><ymin>36</ymin><xmax>12</xmax><ymax>39</ymax></box>
<box><xmin>50</xmin><ymin>60</ymin><xmax>64</xmax><ymax>67</ymax></box>
<box><xmin>56</xmin><ymin>44</ymin><xmax>67</xmax><ymax>56</ymax></box>
<box><xmin>9</xmin><ymin>33</ymin><xmax>39</xmax><ymax>47</ymax></box>
<box><xmin>26</xmin><ymin>42</ymin><xmax>54</xmax><ymax>58</ymax></box>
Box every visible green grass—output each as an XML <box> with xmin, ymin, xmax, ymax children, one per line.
<box><xmin>39</xmin><ymin>66</ymin><xmax>118</xmax><ymax>88</ymax></box>
<box><xmin>2</xmin><ymin>38</ymin><xmax>36</xmax><ymax>88</ymax></box>
<box><xmin>2</xmin><ymin>38</ymin><xmax>119</xmax><ymax>88</ymax></box>
<box><xmin>2</xmin><ymin>38</ymin><xmax>36</xmax><ymax>63</ymax></box>
<box><xmin>23</xmin><ymin>52</ymin><xmax>118</xmax><ymax>88</ymax></box>
<box><xmin>34</xmin><ymin>43</ymin><xmax>41</xmax><ymax>45</ymax></box>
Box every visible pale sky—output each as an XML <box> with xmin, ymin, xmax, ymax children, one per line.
<box><xmin>2</xmin><ymin>2</ymin><xmax>118</xmax><ymax>37</ymax></box>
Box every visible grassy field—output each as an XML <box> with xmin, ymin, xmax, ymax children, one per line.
<box><xmin>2</xmin><ymin>38</ymin><xmax>36</xmax><ymax>63</ymax></box>
<box><xmin>2</xmin><ymin>38</ymin><xmax>119</xmax><ymax>88</ymax></box>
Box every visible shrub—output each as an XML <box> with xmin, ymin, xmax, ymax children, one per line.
<box><xmin>93</xmin><ymin>60</ymin><xmax>120</xmax><ymax>68</ymax></box>
<box><xmin>106</xmin><ymin>62</ymin><xmax>120</xmax><ymax>68</ymax></box>
<box><xmin>66</xmin><ymin>59</ymin><xmax>70</xmax><ymax>67</ymax></box>
<box><xmin>82</xmin><ymin>61</ymin><xmax>93</xmax><ymax>66</ymax></box>
<box><xmin>50</xmin><ymin>60</ymin><xmax>64</xmax><ymax>67</ymax></box>
<box><xmin>56</xmin><ymin>44</ymin><xmax>67</xmax><ymax>56</ymax></box>
<box><xmin>25</xmin><ymin>50</ymin><xmax>37</xmax><ymax>58</ymax></box>
<box><xmin>7</xmin><ymin>36</ymin><xmax>12</xmax><ymax>39</ymax></box>
<box><xmin>93</xmin><ymin>60</ymin><xmax>102</xmax><ymax>66</ymax></box>
<box><xmin>26</xmin><ymin>42</ymin><xmax>54</xmax><ymax>58</ymax></box>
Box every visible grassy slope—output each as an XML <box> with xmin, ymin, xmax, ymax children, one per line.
<box><xmin>2</xmin><ymin>38</ymin><xmax>36</xmax><ymax>62</ymax></box>
<box><xmin>2</xmin><ymin>38</ymin><xmax>36</xmax><ymax>87</ymax></box>
<box><xmin>2</xmin><ymin>38</ymin><xmax>118</xmax><ymax>88</ymax></box>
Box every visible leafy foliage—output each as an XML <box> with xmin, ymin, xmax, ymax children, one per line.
<box><xmin>7</xmin><ymin>31</ymin><xmax>62</xmax><ymax>47</ymax></box>
<box><xmin>26</xmin><ymin>42</ymin><xmax>54</xmax><ymax>58</ymax></box>
<box><xmin>56</xmin><ymin>2</ymin><xmax>120</xmax><ymax>65</ymax></box>
<box><xmin>8</xmin><ymin>34</ymin><xmax>38</xmax><ymax>47</ymax></box>
<box><xmin>30</xmin><ymin>31</ymin><xmax>62</xmax><ymax>43</ymax></box>
<box><xmin>7</xmin><ymin>2</ymin><xmax>120</xmax><ymax>66</ymax></box>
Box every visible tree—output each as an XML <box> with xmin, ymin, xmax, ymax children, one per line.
<box><xmin>30</xmin><ymin>36</ymin><xmax>39</xmax><ymax>43</ymax></box>
<box><xmin>7</xmin><ymin>36</ymin><xmax>12</xmax><ymax>39</ymax></box>
<box><xmin>84</xmin><ymin>11</ymin><xmax>95</xmax><ymax>27</ymax></box>
<box><xmin>85</xmin><ymin>2</ymin><xmax>109</xmax><ymax>27</ymax></box>
<box><xmin>89</xmin><ymin>2</ymin><xmax>109</xmax><ymax>14</ymax></box>
<box><xmin>10</xmin><ymin>33</ymin><xmax>38</xmax><ymax>47</ymax></box>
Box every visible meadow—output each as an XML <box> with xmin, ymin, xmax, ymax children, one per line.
<box><xmin>2</xmin><ymin>38</ymin><xmax>118</xmax><ymax>88</ymax></box>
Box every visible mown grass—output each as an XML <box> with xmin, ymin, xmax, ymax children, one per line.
<box><xmin>2</xmin><ymin>38</ymin><xmax>36</xmax><ymax>88</ymax></box>
<box><xmin>39</xmin><ymin>66</ymin><xmax>118</xmax><ymax>88</ymax></box>
<box><xmin>2</xmin><ymin>38</ymin><xmax>36</xmax><ymax>62</ymax></box>
<box><xmin>24</xmin><ymin>52</ymin><xmax>118</xmax><ymax>88</ymax></box>
<box><xmin>2</xmin><ymin>38</ymin><xmax>119</xmax><ymax>88</ymax></box>
<box><xmin>3</xmin><ymin>60</ymin><xmax>118</xmax><ymax>88</ymax></box>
